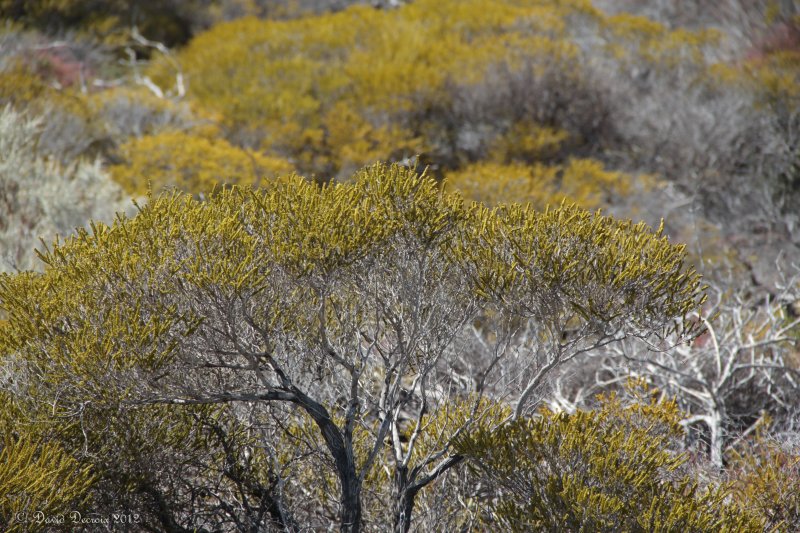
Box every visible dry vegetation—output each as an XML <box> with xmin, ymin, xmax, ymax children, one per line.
<box><xmin>1</xmin><ymin>1</ymin><xmax>798</xmax><ymax>531</ymax></box>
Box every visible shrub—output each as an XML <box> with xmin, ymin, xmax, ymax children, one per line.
<box><xmin>0</xmin><ymin>105</ymin><xmax>131</xmax><ymax>272</ymax></box>
<box><xmin>0</xmin><ymin>163</ymin><xmax>704</xmax><ymax>530</ymax></box>
<box><xmin>89</xmin><ymin>86</ymin><xmax>204</xmax><ymax>143</ymax></box>
<box><xmin>0</xmin><ymin>0</ymin><xmax>210</xmax><ymax>46</ymax></box>
<box><xmin>446</xmin><ymin>158</ymin><xmax>632</xmax><ymax>209</ymax></box>
<box><xmin>0</xmin><ymin>434</ymin><xmax>95</xmax><ymax>533</ymax></box>
<box><xmin>150</xmin><ymin>0</ymin><xmax>611</xmax><ymax>176</ymax></box>
<box><xmin>727</xmin><ymin>429</ymin><xmax>800</xmax><ymax>531</ymax></box>
<box><xmin>0</xmin><ymin>62</ymin><xmax>104</xmax><ymax>161</ymax></box>
<box><xmin>109</xmin><ymin>129</ymin><xmax>296</xmax><ymax>195</ymax></box>
<box><xmin>457</xmin><ymin>385</ymin><xmax>763</xmax><ymax>532</ymax></box>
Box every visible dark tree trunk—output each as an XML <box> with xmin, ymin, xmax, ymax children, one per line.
<box><xmin>391</xmin><ymin>454</ymin><xmax>465</xmax><ymax>532</ymax></box>
<box><xmin>339</xmin><ymin>467</ymin><xmax>362</xmax><ymax>533</ymax></box>
<box><xmin>295</xmin><ymin>393</ymin><xmax>362</xmax><ymax>532</ymax></box>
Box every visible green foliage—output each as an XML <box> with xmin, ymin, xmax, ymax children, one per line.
<box><xmin>456</xmin><ymin>385</ymin><xmax>763</xmax><ymax>532</ymax></box>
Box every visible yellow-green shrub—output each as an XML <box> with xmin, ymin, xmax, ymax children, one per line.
<box><xmin>0</xmin><ymin>162</ymin><xmax>705</xmax><ymax>530</ymax></box>
<box><xmin>728</xmin><ymin>431</ymin><xmax>800</xmax><ymax>531</ymax></box>
<box><xmin>488</xmin><ymin>123</ymin><xmax>568</xmax><ymax>163</ymax></box>
<box><xmin>110</xmin><ymin>130</ymin><xmax>296</xmax><ymax>195</ymax></box>
<box><xmin>600</xmin><ymin>12</ymin><xmax>723</xmax><ymax>71</ymax></box>
<box><xmin>152</xmin><ymin>0</ymin><xmax>735</xmax><ymax>177</ymax></box>
<box><xmin>446</xmin><ymin>158</ymin><xmax>631</xmax><ymax>209</ymax></box>
<box><xmin>150</xmin><ymin>0</ymin><xmax>606</xmax><ymax>176</ymax></box>
<box><xmin>0</xmin><ymin>63</ymin><xmax>59</xmax><ymax>106</ymax></box>
<box><xmin>0</xmin><ymin>434</ymin><xmax>96</xmax><ymax>533</ymax></box>
<box><xmin>456</xmin><ymin>386</ymin><xmax>763</xmax><ymax>531</ymax></box>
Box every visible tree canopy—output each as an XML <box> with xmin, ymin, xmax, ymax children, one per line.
<box><xmin>0</xmin><ymin>163</ymin><xmax>706</xmax><ymax>531</ymax></box>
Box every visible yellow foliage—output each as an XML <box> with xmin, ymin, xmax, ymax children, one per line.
<box><xmin>706</xmin><ymin>55</ymin><xmax>800</xmax><ymax>111</ymax></box>
<box><xmin>141</xmin><ymin>0</ymin><xmax>759</xmax><ymax>183</ymax></box>
<box><xmin>489</xmin><ymin>123</ymin><xmax>568</xmax><ymax>162</ymax></box>
<box><xmin>321</xmin><ymin>101</ymin><xmax>425</xmax><ymax>178</ymax></box>
<box><xmin>749</xmin><ymin>58</ymin><xmax>800</xmax><ymax>104</ymax></box>
<box><xmin>602</xmin><ymin>13</ymin><xmax>722</xmax><ymax>68</ymax></box>
<box><xmin>0</xmin><ymin>162</ymin><xmax>706</xmax><ymax>529</ymax></box>
<box><xmin>728</xmin><ymin>428</ymin><xmax>800</xmax><ymax>531</ymax></box>
<box><xmin>110</xmin><ymin>130</ymin><xmax>296</xmax><ymax>195</ymax></box>
<box><xmin>0</xmin><ymin>433</ymin><xmax>95</xmax><ymax>532</ymax></box>
<box><xmin>150</xmin><ymin>0</ymin><xmax>602</xmax><ymax>176</ymax></box>
<box><xmin>456</xmin><ymin>386</ymin><xmax>762</xmax><ymax>531</ymax></box>
<box><xmin>446</xmin><ymin>158</ymin><xmax>631</xmax><ymax>209</ymax></box>
<box><xmin>0</xmin><ymin>64</ymin><xmax>51</xmax><ymax>105</ymax></box>
<box><xmin>0</xmin><ymin>62</ymin><xmax>91</xmax><ymax>123</ymax></box>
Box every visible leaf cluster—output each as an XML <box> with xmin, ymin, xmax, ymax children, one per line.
<box><xmin>456</xmin><ymin>385</ymin><xmax>763</xmax><ymax>532</ymax></box>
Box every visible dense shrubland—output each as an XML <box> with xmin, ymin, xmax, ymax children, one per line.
<box><xmin>1</xmin><ymin>1</ymin><xmax>798</xmax><ymax>531</ymax></box>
